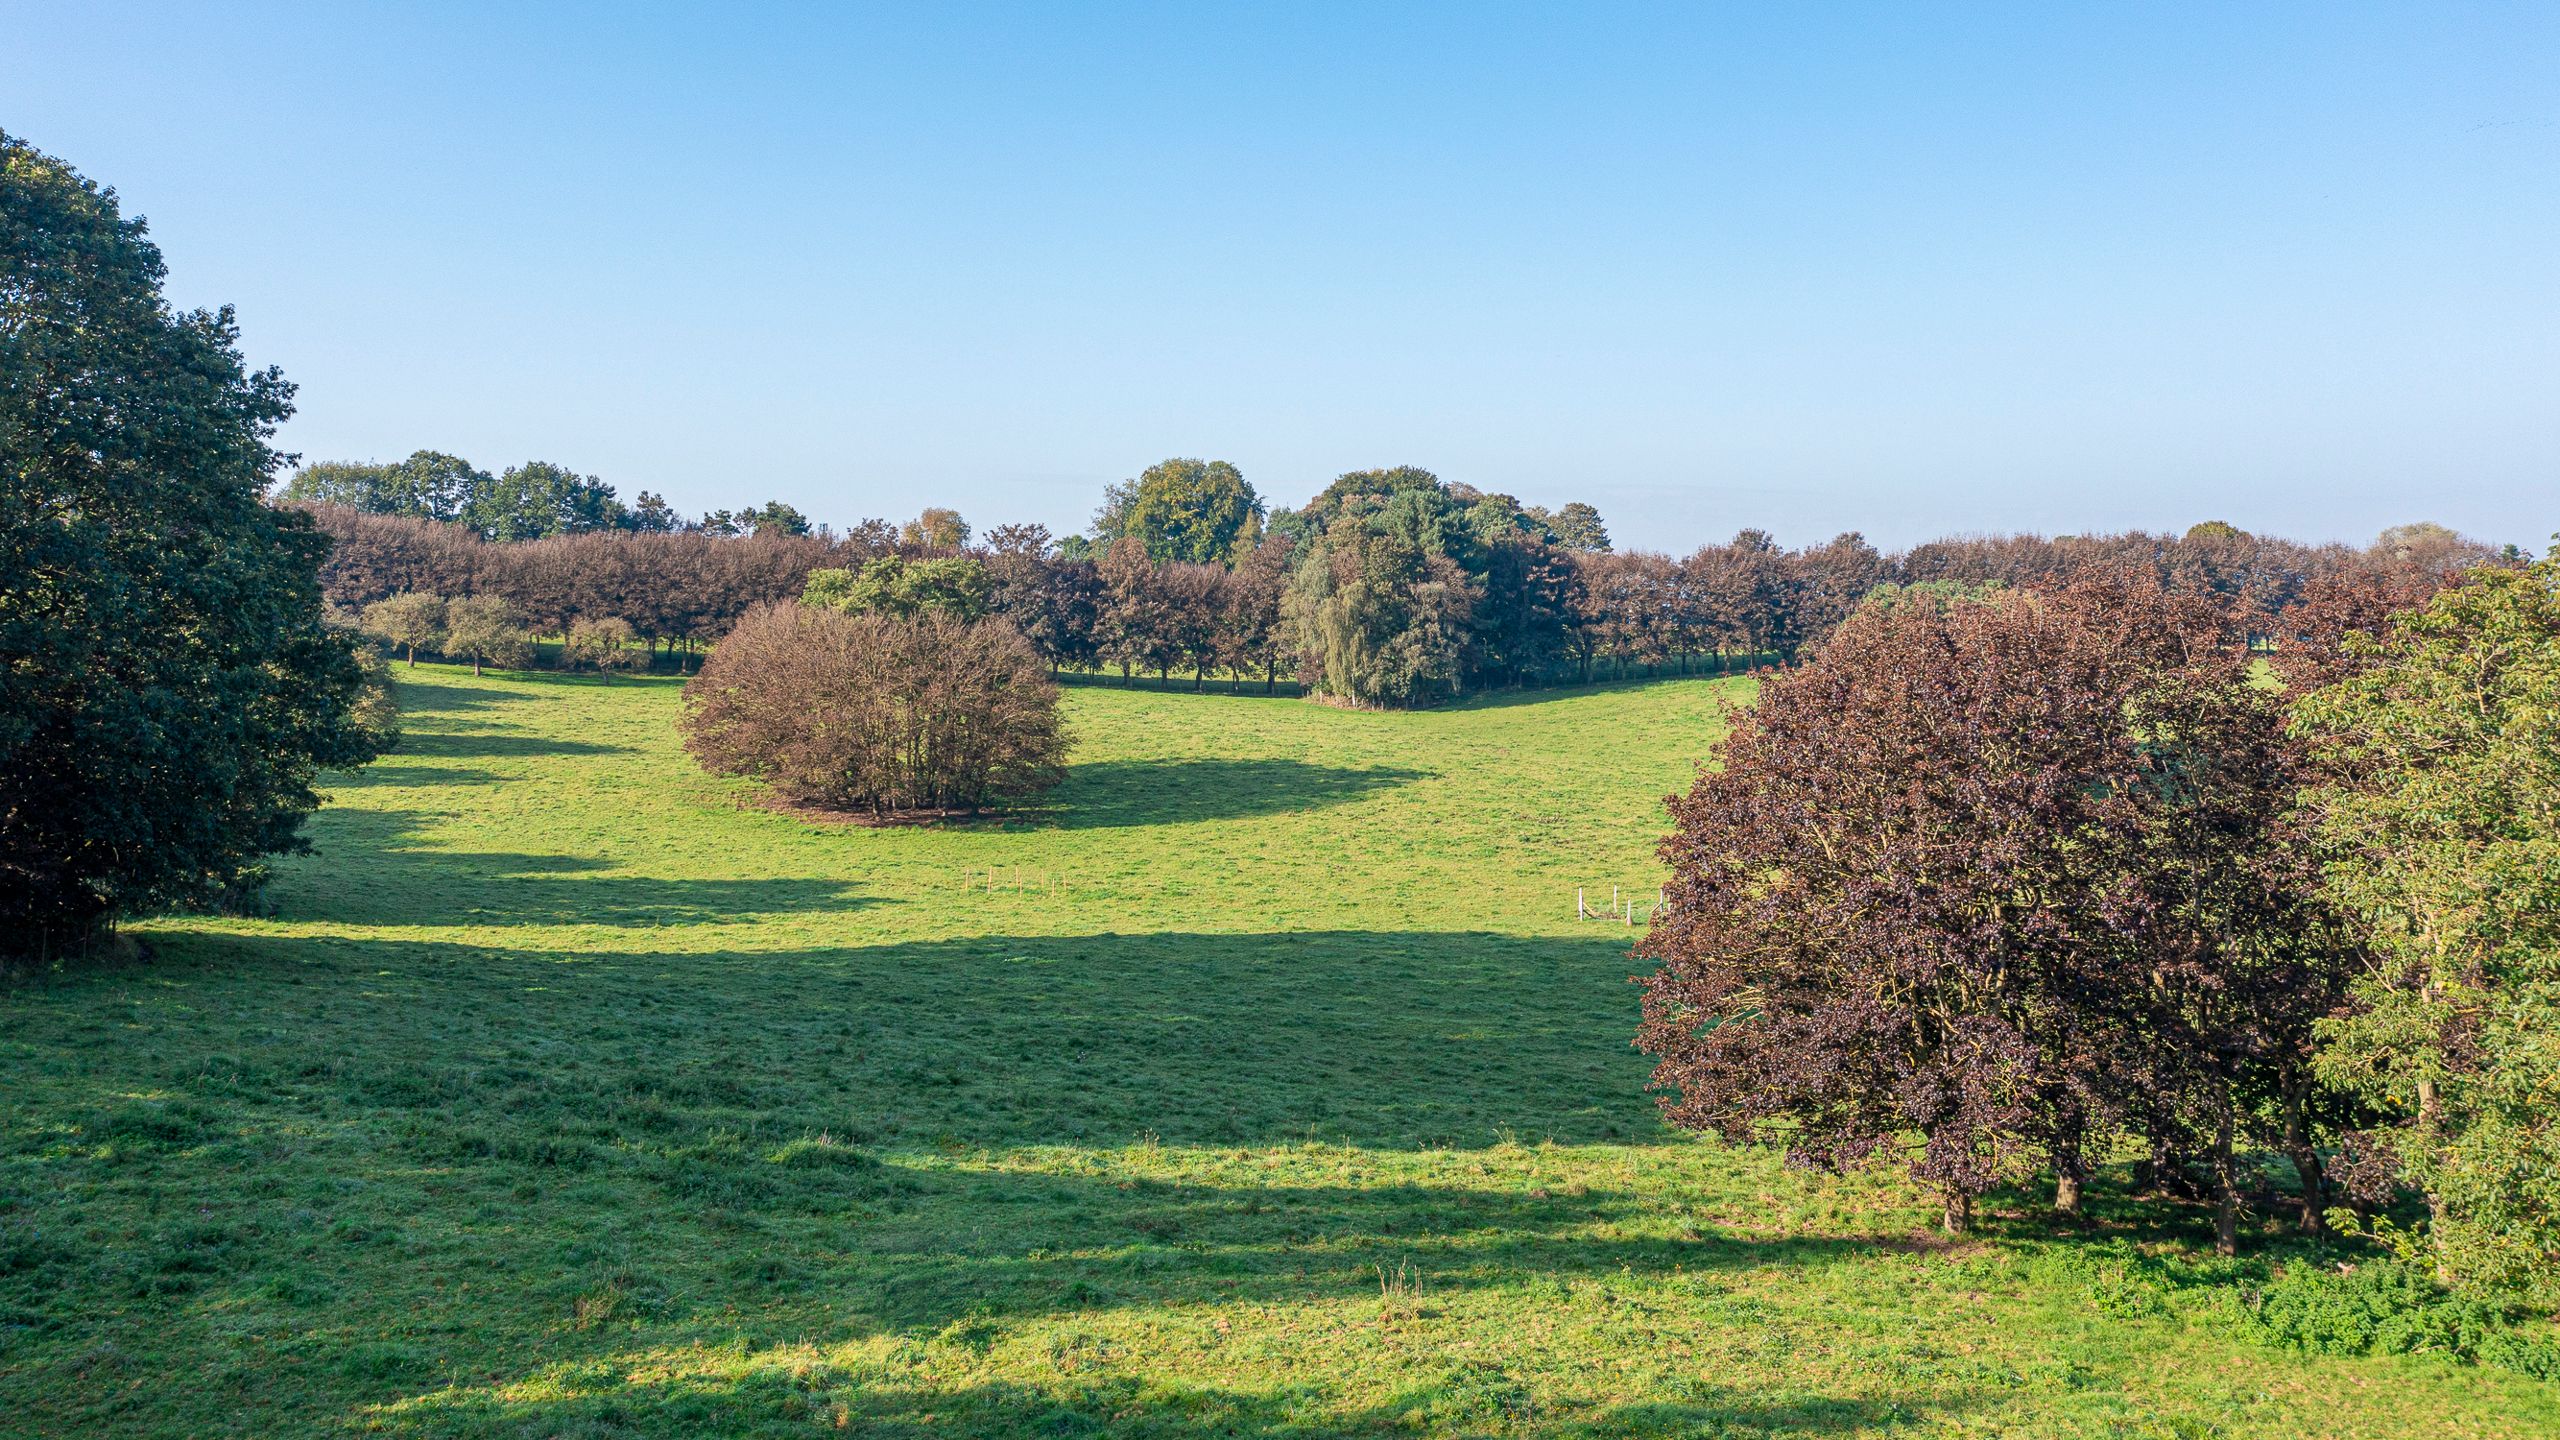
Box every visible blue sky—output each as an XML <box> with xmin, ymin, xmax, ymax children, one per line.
<box><xmin>7</xmin><ymin>3</ymin><xmax>2554</xmax><ymax>550</ymax></box>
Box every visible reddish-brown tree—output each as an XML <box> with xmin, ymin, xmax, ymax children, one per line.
<box><xmin>1635</xmin><ymin>582</ymin><xmax>2354</xmax><ymax>1237</ymax></box>
<box><xmin>681</xmin><ymin>602</ymin><xmax>1066</xmax><ymax>816</ymax></box>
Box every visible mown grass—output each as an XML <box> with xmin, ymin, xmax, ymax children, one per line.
<box><xmin>3</xmin><ymin>667</ymin><xmax>2555</xmax><ymax>1438</ymax></box>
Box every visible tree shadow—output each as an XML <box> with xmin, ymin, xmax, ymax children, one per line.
<box><xmin>1051</xmin><ymin>758</ymin><xmax>1427</xmax><ymax>828</ymax></box>
<box><xmin>395</xmin><ymin>727</ymin><xmax>632</xmax><ymax>761</ymax></box>
<box><xmin>146</xmin><ymin>927</ymin><xmax>1655</xmax><ymax>1150</ymax></box>
<box><xmin>383</xmin><ymin>1367</ymin><xmax>1963</xmax><ymax>1437</ymax></box>
<box><xmin>1445</xmin><ymin>671</ymin><xmax>1758</xmax><ymax>712</ymax></box>
<box><xmin>278</xmin><ymin>809</ymin><xmax>874</xmax><ymax>927</ymax></box>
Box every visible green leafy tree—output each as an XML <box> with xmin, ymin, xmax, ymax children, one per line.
<box><xmin>441</xmin><ymin>595</ymin><xmax>533</xmax><ymax>675</ymax></box>
<box><xmin>1529</xmin><ymin>501</ymin><xmax>1611</xmax><ymax>552</ymax></box>
<box><xmin>2294</xmin><ymin>553</ymin><xmax>2560</xmax><ymax>1303</ymax></box>
<box><xmin>1110</xmin><ymin>458</ymin><xmax>1264</xmax><ymax>565</ymax></box>
<box><xmin>803</xmin><ymin>556</ymin><xmax>990</xmax><ymax>620</ymax></box>
<box><xmin>1</xmin><ymin>129</ymin><xmax>384</xmax><ymax>948</ymax></box>
<box><xmin>562</xmin><ymin>616</ymin><xmax>645</xmax><ymax>680</ymax></box>
<box><xmin>625</xmin><ymin>490</ymin><xmax>682</xmax><ymax>533</ymax></box>
<box><xmin>1286</xmin><ymin>525</ymin><xmax>1475</xmax><ymax>707</ymax></box>
<box><xmin>461</xmin><ymin>460</ymin><xmax>627</xmax><ymax>540</ymax></box>
<box><xmin>277</xmin><ymin>450</ymin><xmax>487</xmax><ymax>523</ymax></box>
<box><xmin>362</xmin><ymin>591</ymin><xmax>448</xmax><ymax>667</ymax></box>
<box><xmin>700</xmin><ymin>501</ymin><xmax>812</xmax><ymax>537</ymax></box>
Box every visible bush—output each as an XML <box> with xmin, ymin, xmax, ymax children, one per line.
<box><xmin>680</xmin><ymin>602</ymin><xmax>1067</xmax><ymax>816</ymax></box>
<box><xmin>2229</xmin><ymin>1259</ymin><xmax>2560</xmax><ymax>1379</ymax></box>
<box><xmin>562</xmin><ymin>617</ymin><xmax>644</xmax><ymax>679</ymax></box>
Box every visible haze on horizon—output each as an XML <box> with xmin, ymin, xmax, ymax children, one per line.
<box><xmin>6</xmin><ymin>2</ymin><xmax>2553</xmax><ymax>552</ymax></box>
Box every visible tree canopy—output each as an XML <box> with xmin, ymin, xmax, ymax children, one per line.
<box><xmin>2</xmin><ymin>129</ymin><xmax>384</xmax><ymax>947</ymax></box>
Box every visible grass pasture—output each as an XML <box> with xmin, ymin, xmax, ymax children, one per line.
<box><xmin>3</xmin><ymin>668</ymin><xmax>2555</xmax><ymax>1437</ymax></box>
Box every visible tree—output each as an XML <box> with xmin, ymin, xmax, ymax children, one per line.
<box><xmin>626</xmin><ymin>490</ymin><xmax>682</xmax><ymax>533</ymax></box>
<box><xmin>1</xmin><ymin>129</ymin><xmax>384</xmax><ymax>948</ymax></box>
<box><xmin>682</xmin><ymin>602</ymin><xmax>1067</xmax><ymax>816</ymax></box>
<box><xmin>701</xmin><ymin>501</ymin><xmax>813</xmax><ymax>537</ymax></box>
<box><xmin>900</xmin><ymin>507</ymin><xmax>970</xmax><ymax>549</ymax></box>
<box><xmin>562</xmin><ymin>616</ymin><xmax>644</xmax><ymax>680</ymax></box>
<box><xmin>1096</xmin><ymin>537</ymin><xmax>1173</xmax><ymax>684</ymax></box>
<box><xmin>1634</xmin><ymin>585</ymin><xmax>2321</xmax><ymax>1233</ymax></box>
<box><xmin>362</xmin><ymin>591</ymin><xmax>449</xmax><ymax>667</ymax></box>
<box><xmin>1110</xmin><ymin>458</ymin><xmax>1265</xmax><ymax>565</ymax></box>
<box><xmin>2292</xmin><ymin>554</ymin><xmax>2560</xmax><ymax>1303</ymax></box>
<box><xmin>1287</xmin><ymin>524</ymin><xmax>1475</xmax><ymax>707</ymax></box>
<box><xmin>462</xmin><ymin>460</ymin><xmax>627</xmax><ymax>541</ymax></box>
<box><xmin>803</xmin><ymin>556</ymin><xmax>990</xmax><ymax>620</ymax></box>
<box><xmin>1531</xmin><ymin>501</ymin><xmax>1611</xmax><ymax>553</ymax></box>
<box><xmin>441</xmin><ymin>595</ymin><xmax>533</xmax><ymax>675</ymax></box>
<box><xmin>277</xmin><ymin>450</ymin><xmax>487</xmax><ymax>524</ymax></box>
<box><xmin>1222</xmin><ymin>534</ymin><xmax>1297</xmax><ymax>692</ymax></box>
<box><xmin>2372</xmin><ymin>522</ymin><xmax>2492</xmax><ymax>573</ymax></box>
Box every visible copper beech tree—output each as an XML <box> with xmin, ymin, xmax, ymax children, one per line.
<box><xmin>1636</xmin><ymin>581</ymin><xmax>2360</xmax><ymax>1242</ymax></box>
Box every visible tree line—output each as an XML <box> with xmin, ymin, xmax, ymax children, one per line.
<box><xmin>298</xmin><ymin>458</ymin><xmax>2506</xmax><ymax>707</ymax></box>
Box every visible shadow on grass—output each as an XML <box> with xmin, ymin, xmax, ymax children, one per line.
<box><xmin>141</xmin><ymin>927</ymin><xmax>1653</xmax><ymax>1149</ymax></box>
<box><xmin>1050</xmin><ymin>758</ymin><xmax>1428</xmax><ymax>828</ymax></box>
<box><xmin>383</xmin><ymin>1370</ymin><xmax>1957</xmax><ymax>1437</ymax></box>
<box><xmin>281</xmin><ymin>809</ymin><xmax>874</xmax><ymax>927</ymax></box>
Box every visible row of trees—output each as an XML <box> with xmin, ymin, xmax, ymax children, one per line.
<box><xmin>277</xmin><ymin>450</ymin><xmax>819</xmax><ymax>542</ymax></box>
<box><xmin>300</xmin><ymin>467</ymin><xmax>2489</xmax><ymax>706</ymax></box>
<box><xmin>1636</xmin><ymin>555</ymin><xmax>2559</xmax><ymax>1308</ymax></box>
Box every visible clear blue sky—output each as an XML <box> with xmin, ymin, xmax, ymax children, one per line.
<box><xmin>8</xmin><ymin>3</ymin><xmax>2554</xmax><ymax>550</ymax></box>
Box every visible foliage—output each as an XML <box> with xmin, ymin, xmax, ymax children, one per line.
<box><xmin>802</xmin><ymin>555</ymin><xmax>991</xmax><ymax>620</ymax></box>
<box><xmin>1287</xmin><ymin>524</ymin><xmax>1475</xmax><ymax>708</ymax></box>
<box><xmin>899</xmin><ymin>507</ymin><xmax>970</xmax><ymax>550</ymax></box>
<box><xmin>683</xmin><ymin>602</ymin><xmax>1067</xmax><ymax>815</ymax></box>
<box><xmin>460</xmin><ymin>460</ymin><xmax>628</xmax><ymax>541</ymax></box>
<box><xmin>0</xmin><ymin>129</ymin><xmax>384</xmax><ymax>947</ymax></box>
<box><xmin>1635</xmin><ymin>583</ymin><xmax>2355</xmax><ymax>1236</ymax></box>
<box><xmin>2292</xmin><ymin>553</ymin><xmax>2560</xmax><ymax>1304</ymax></box>
<box><xmin>360</xmin><ymin>591</ymin><xmax>448</xmax><ymax>666</ymax></box>
<box><xmin>1100</xmin><ymin>457</ymin><xmax>1264</xmax><ymax>565</ymax></box>
<box><xmin>561</xmin><ymin>617</ymin><xmax>644</xmax><ymax>679</ymax></box>
<box><xmin>699</xmin><ymin>500</ymin><xmax>813</xmax><ymax>537</ymax></box>
<box><xmin>1527</xmin><ymin>500</ymin><xmax>1611</xmax><ymax>552</ymax></box>
<box><xmin>2230</xmin><ymin>1260</ymin><xmax>2560</xmax><ymax>1379</ymax></box>
<box><xmin>439</xmin><ymin>595</ymin><xmax>532</xmax><ymax>675</ymax></box>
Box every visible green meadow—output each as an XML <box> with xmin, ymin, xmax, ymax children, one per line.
<box><xmin>3</xmin><ymin>668</ymin><xmax>2553</xmax><ymax>1438</ymax></box>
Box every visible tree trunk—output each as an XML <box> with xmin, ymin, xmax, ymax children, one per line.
<box><xmin>2281</xmin><ymin>1080</ymin><xmax>2326</xmax><ymax>1236</ymax></box>
<box><xmin>1941</xmin><ymin>1190</ymin><xmax>1971</xmax><ymax>1235</ymax></box>
<box><xmin>2213</xmin><ymin>1101</ymin><xmax>2240</xmax><ymax>1257</ymax></box>
<box><xmin>472</xmin><ymin>656</ymin><xmax>482</xmax><ymax>676</ymax></box>
<box><xmin>2054</xmin><ymin>1163</ymin><xmax>2083</xmax><ymax>1218</ymax></box>
<box><xmin>2417</xmin><ymin>1074</ymin><xmax>2450</xmax><ymax>1279</ymax></box>
<box><xmin>406</xmin><ymin>644</ymin><xmax>417</xmax><ymax>667</ymax></box>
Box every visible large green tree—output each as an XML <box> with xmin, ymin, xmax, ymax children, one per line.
<box><xmin>1098</xmin><ymin>458</ymin><xmax>1264</xmax><ymax>565</ymax></box>
<box><xmin>1</xmin><ymin>131</ymin><xmax>384</xmax><ymax>948</ymax></box>
<box><xmin>2293</xmin><ymin>553</ymin><xmax>2560</xmax><ymax>1302</ymax></box>
<box><xmin>461</xmin><ymin>459</ymin><xmax>628</xmax><ymax>540</ymax></box>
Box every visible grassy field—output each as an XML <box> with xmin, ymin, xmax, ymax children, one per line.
<box><xmin>4</xmin><ymin>666</ymin><xmax>2555</xmax><ymax>1438</ymax></box>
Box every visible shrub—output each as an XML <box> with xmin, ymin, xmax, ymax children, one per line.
<box><xmin>360</xmin><ymin>591</ymin><xmax>447</xmax><ymax>666</ymax></box>
<box><xmin>2228</xmin><ymin>1260</ymin><xmax>2560</xmax><ymax>1379</ymax></box>
<box><xmin>680</xmin><ymin>602</ymin><xmax>1067</xmax><ymax>816</ymax></box>
<box><xmin>562</xmin><ymin>617</ymin><xmax>644</xmax><ymax>679</ymax></box>
<box><xmin>441</xmin><ymin>595</ymin><xmax>532</xmax><ymax>675</ymax></box>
